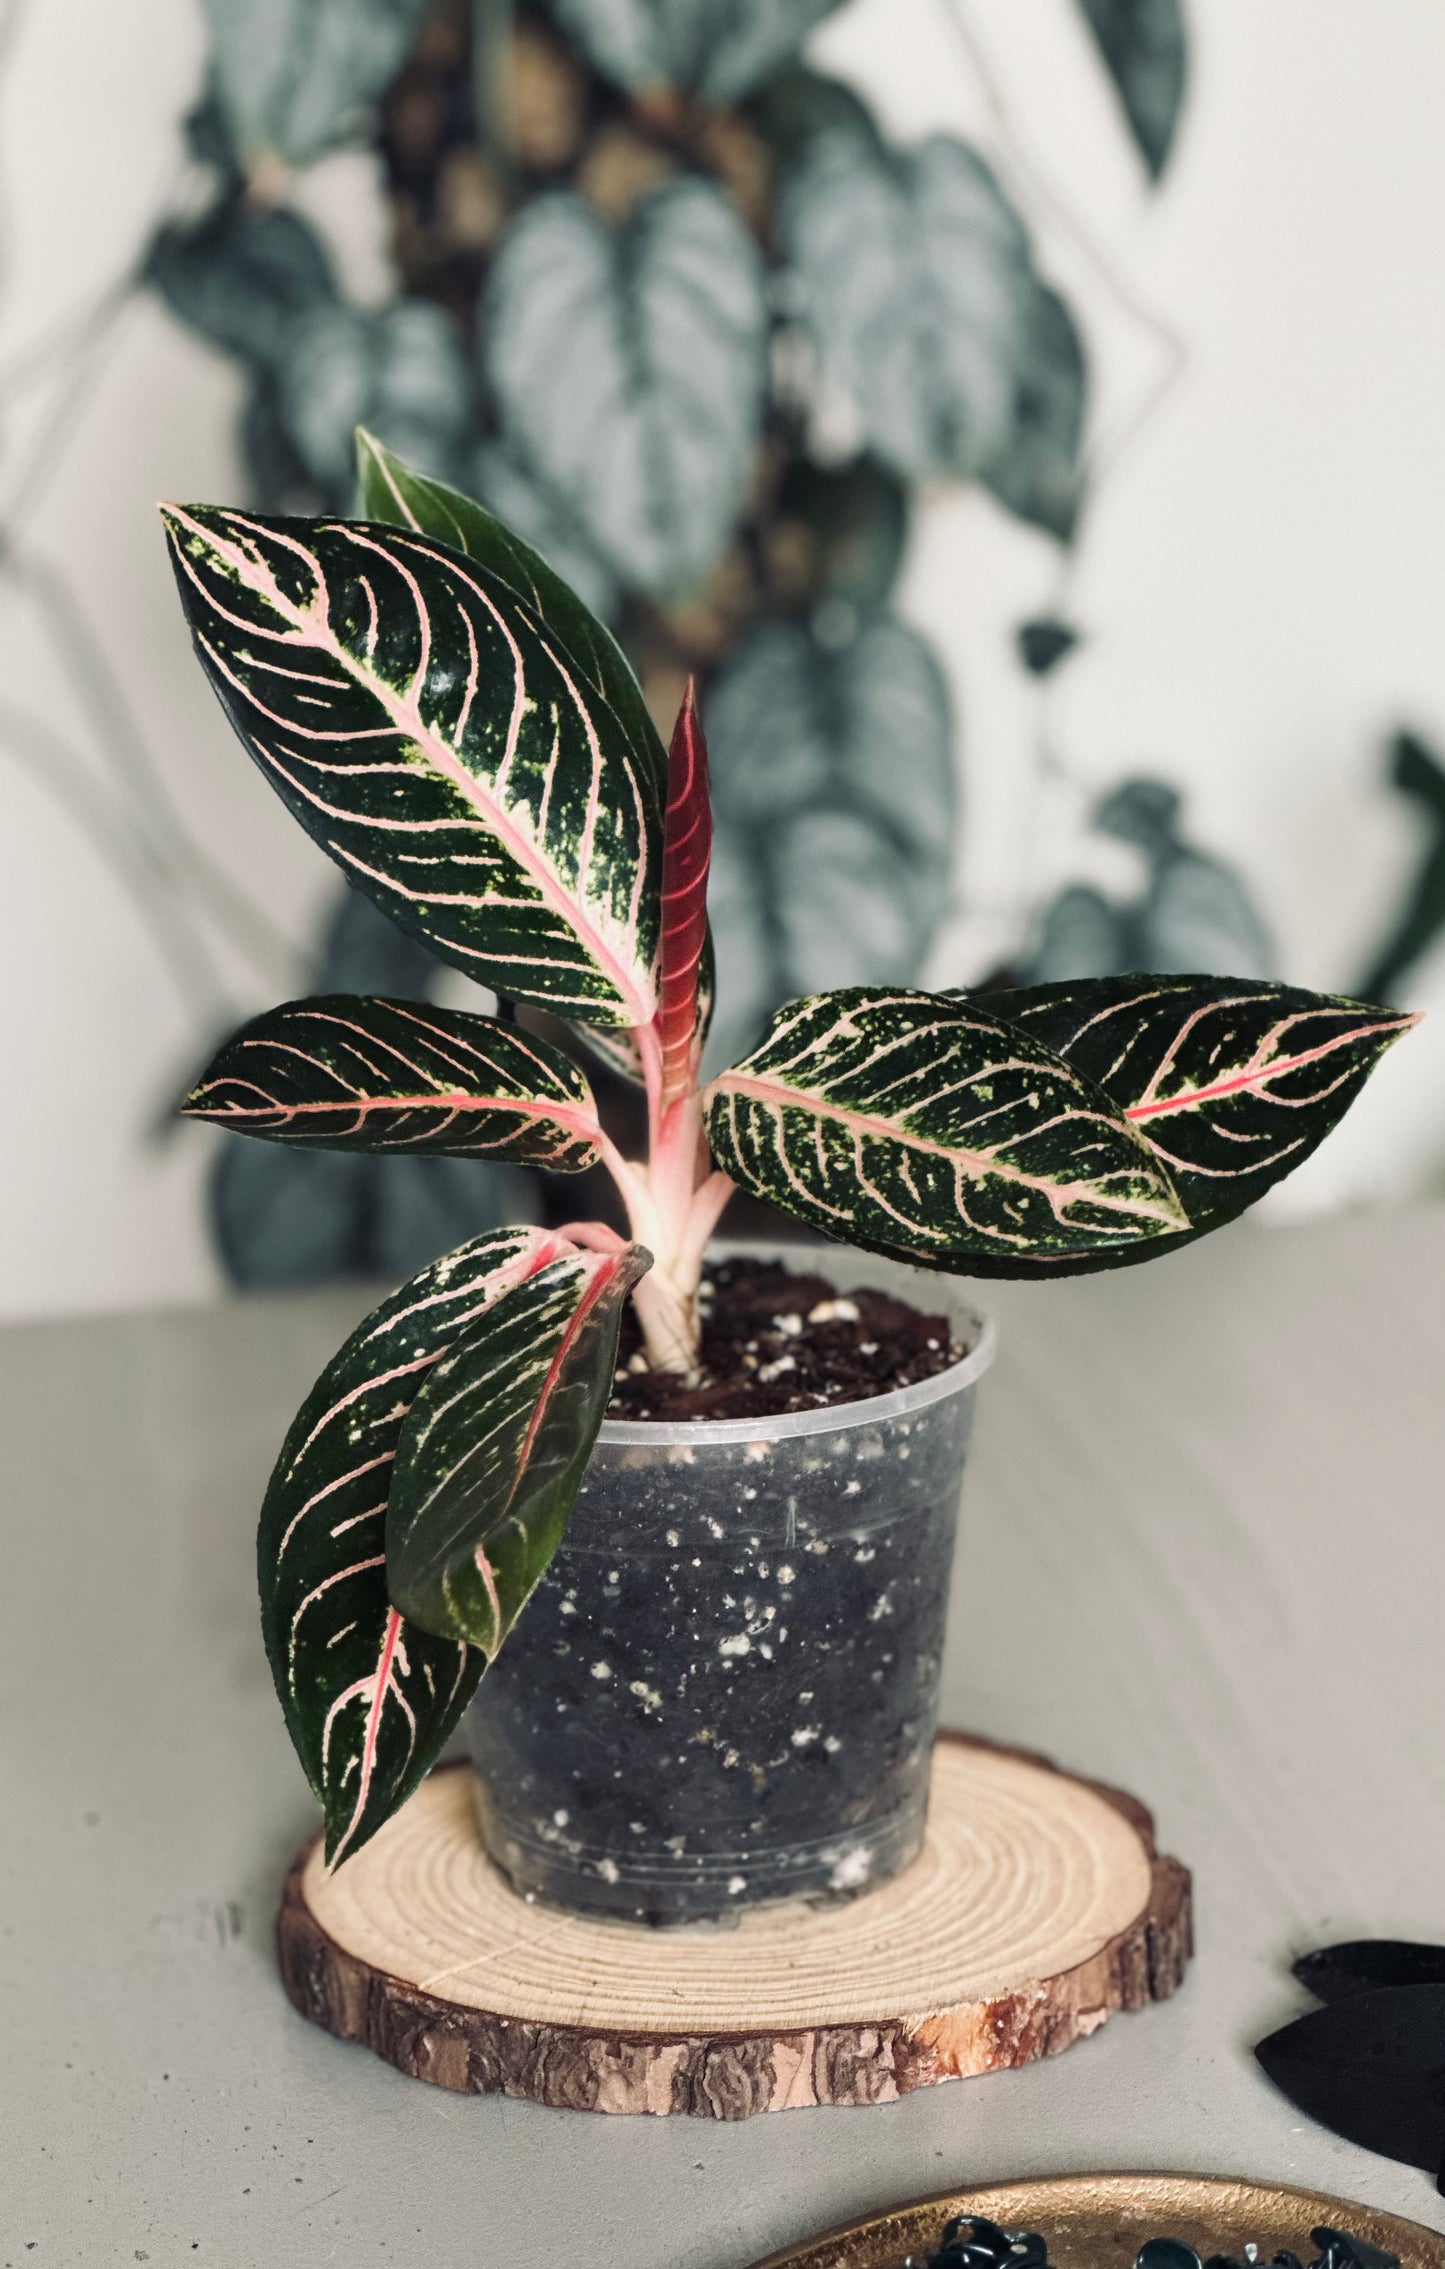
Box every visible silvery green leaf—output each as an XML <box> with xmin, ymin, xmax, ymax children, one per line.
<box><xmin>201</xmin><ymin>0</ymin><xmax>431</xmax><ymax>167</ymax></box>
<box><xmin>1028</xmin><ymin>883</ymin><xmax>1129</xmax><ymax>983</ymax></box>
<box><xmin>258</xmin><ymin>1224</ymin><xmax>559</xmax><ymax>1865</ymax></box>
<box><xmin>483</xmin><ymin>182</ymin><xmax>767</xmax><ymax>596</ymax></box>
<box><xmin>1077</xmin><ymin>0</ymin><xmax>1187</xmax><ymax>181</ymax></box>
<box><xmin>781</xmin><ymin>130</ymin><xmax>1033</xmax><ymax>484</ymax></box>
<box><xmin>468</xmin><ymin>443</ymin><xmax>618</xmax><ymax>624</ymax></box>
<box><xmin>982</xmin><ymin>284</ymin><xmax>1087</xmax><ymax>541</ymax></box>
<box><xmin>278</xmin><ymin>299</ymin><xmax>471</xmax><ymax>501</ymax></box>
<box><xmin>704</xmin><ymin>613</ymin><xmax>955</xmax><ymax>1062</ymax></box>
<box><xmin>210</xmin><ymin>1141</ymin><xmax>520</xmax><ymax>1285</ymax></box>
<box><xmin>542</xmin><ymin>0</ymin><xmax>846</xmax><ymax>104</ymax></box>
<box><xmin>1141</xmin><ymin>847</ymin><xmax>1275</xmax><ymax>979</ymax></box>
<box><xmin>147</xmin><ymin>200</ymin><xmax>337</xmax><ymax>371</ymax></box>
<box><xmin>161</xmin><ymin>503</ymin><xmax>663</xmax><ymax>1028</ymax></box>
<box><xmin>704</xmin><ymin>986</ymin><xmax>1187</xmax><ymax>1269</ymax></box>
<box><xmin>183</xmin><ymin>994</ymin><xmax>602</xmax><ymax>1165</ymax></box>
<box><xmin>387</xmin><ymin>1243</ymin><xmax>651</xmax><ymax>1650</ymax></box>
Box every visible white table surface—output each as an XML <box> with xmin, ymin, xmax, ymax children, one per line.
<box><xmin>4</xmin><ymin>1209</ymin><xmax>1445</xmax><ymax>2267</ymax></box>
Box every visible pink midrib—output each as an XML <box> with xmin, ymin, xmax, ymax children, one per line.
<box><xmin>1124</xmin><ymin>1019</ymin><xmax>1415</xmax><ymax>1121</ymax></box>
<box><xmin>198</xmin><ymin>1087</ymin><xmax>603</xmax><ymax>1143</ymax></box>
<box><xmin>168</xmin><ymin>506</ymin><xmax>655</xmax><ymax>1028</ymax></box>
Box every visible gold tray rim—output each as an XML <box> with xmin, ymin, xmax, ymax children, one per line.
<box><xmin>750</xmin><ymin>2172</ymin><xmax>1445</xmax><ymax>2269</ymax></box>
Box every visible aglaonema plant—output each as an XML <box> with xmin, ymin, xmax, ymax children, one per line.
<box><xmin>163</xmin><ymin>431</ymin><xmax>1417</xmax><ymax>1867</ymax></box>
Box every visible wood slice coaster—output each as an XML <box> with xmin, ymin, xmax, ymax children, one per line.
<box><xmin>277</xmin><ymin>1732</ymin><xmax>1191</xmax><ymax>2120</ymax></box>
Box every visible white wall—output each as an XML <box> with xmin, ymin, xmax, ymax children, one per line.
<box><xmin>1</xmin><ymin>0</ymin><xmax>1442</xmax><ymax>1318</ymax></box>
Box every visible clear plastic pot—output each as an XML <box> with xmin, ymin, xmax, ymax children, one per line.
<box><xmin>464</xmin><ymin>1262</ymin><xmax>995</xmax><ymax>1923</ymax></box>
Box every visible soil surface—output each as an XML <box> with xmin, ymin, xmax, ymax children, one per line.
<box><xmin>607</xmin><ymin>1256</ymin><xmax>967</xmax><ymax>1422</ymax></box>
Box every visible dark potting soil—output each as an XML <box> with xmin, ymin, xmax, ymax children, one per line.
<box><xmin>607</xmin><ymin>1255</ymin><xmax>967</xmax><ymax>1422</ymax></box>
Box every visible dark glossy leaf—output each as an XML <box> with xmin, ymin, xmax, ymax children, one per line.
<box><xmin>982</xmin><ymin>283</ymin><xmax>1087</xmax><ymax>540</ymax></box>
<box><xmin>1016</xmin><ymin>617</ymin><xmax>1081</xmax><ymax>676</ymax></box>
<box><xmin>1254</xmin><ymin>1985</ymin><xmax>1445</xmax><ymax>2181</ymax></box>
<box><xmin>147</xmin><ymin>200</ymin><xmax>337</xmax><ymax>371</ymax></box>
<box><xmin>704</xmin><ymin>613</ymin><xmax>955</xmax><ymax>1065</ymax></box>
<box><xmin>202</xmin><ymin>0</ymin><xmax>432</xmax><ymax>167</ymax></box>
<box><xmin>482</xmin><ymin>182</ymin><xmax>767</xmax><ymax>596</ymax></box>
<box><xmin>355</xmin><ymin>431</ymin><xmax>661</xmax><ymax>794</ymax></box>
<box><xmin>981</xmin><ymin>975</ymin><xmax>1416</xmax><ymax>1246</ymax></box>
<box><xmin>258</xmin><ymin>1224</ymin><xmax>560</xmax><ymax>1864</ymax></box>
<box><xmin>161</xmin><ymin>503</ymin><xmax>663</xmax><ymax>1028</ymax></box>
<box><xmin>781</xmin><ymin>130</ymin><xmax>1033</xmax><ymax>484</ymax></box>
<box><xmin>704</xmin><ymin>986</ymin><xmax>1187</xmax><ymax>1270</ymax></box>
<box><xmin>542</xmin><ymin>0</ymin><xmax>846</xmax><ymax>104</ymax></box>
<box><xmin>183</xmin><ymin>994</ymin><xmax>602</xmax><ymax>1164</ymax></box>
<box><xmin>1296</xmin><ymin>1942</ymin><xmax>1445</xmax><ymax>2004</ymax></box>
<box><xmin>386</xmin><ymin>1241</ymin><xmax>650</xmax><ymax>1649</ymax></box>
<box><xmin>1359</xmin><ymin>730</ymin><xmax>1445</xmax><ymax>1003</ymax></box>
<box><xmin>1077</xmin><ymin>0</ymin><xmax>1187</xmax><ymax>181</ymax></box>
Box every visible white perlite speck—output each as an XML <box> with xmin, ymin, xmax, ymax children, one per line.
<box><xmin>590</xmin><ymin>1660</ymin><xmax>613</xmax><ymax>1681</ymax></box>
<box><xmin>829</xmin><ymin>1846</ymin><xmax>872</xmax><ymax>1890</ymax></box>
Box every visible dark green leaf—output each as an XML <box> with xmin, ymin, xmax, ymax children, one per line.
<box><xmin>978</xmin><ymin>974</ymin><xmax>1416</xmax><ymax>1265</ymax></box>
<box><xmin>743</xmin><ymin>63</ymin><xmax>882</xmax><ymax>164</ymax></box>
<box><xmin>1077</xmin><ymin>0</ymin><xmax>1187</xmax><ymax>181</ymax></box>
<box><xmin>542</xmin><ymin>0</ymin><xmax>847</xmax><ymax>105</ymax></box>
<box><xmin>482</xmin><ymin>183</ymin><xmax>767</xmax><ymax>596</ymax></box>
<box><xmin>982</xmin><ymin>284</ymin><xmax>1087</xmax><ymax>541</ymax></box>
<box><xmin>781</xmin><ymin>130</ymin><xmax>1033</xmax><ymax>484</ymax></box>
<box><xmin>1358</xmin><ymin>729</ymin><xmax>1445</xmax><ymax>1002</ymax></box>
<box><xmin>355</xmin><ymin>431</ymin><xmax>660</xmax><ymax>791</ymax></box>
<box><xmin>775</xmin><ymin>454</ymin><xmax>909</xmax><ymax>612</ymax></box>
<box><xmin>704</xmin><ymin>985</ymin><xmax>1188</xmax><ymax>1269</ymax></box>
<box><xmin>211</xmin><ymin>1140</ymin><xmax>519</xmax><ymax>1286</ymax></box>
<box><xmin>183</xmin><ymin>993</ymin><xmax>602</xmax><ymax>1165</ymax></box>
<box><xmin>202</xmin><ymin>0</ymin><xmax>432</xmax><ymax>167</ymax></box>
<box><xmin>1255</xmin><ymin>1986</ymin><xmax>1445</xmax><ymax>2180</ymax></box>
<box><xmin>1295</xmin><ymin>1941</ymin><xmax>1445</xmax><ymax>2004</ymax></box>
<box><xmin>160</xmin><ymin>503</ymin><xmax>664</xmax><ymax>1028</ymax></box>
<box><xmin>258</xmin><ymin>1224</ymin><xmax>561</xmax><ymax>1864</ymax></box>
<box><xmin>386</xmin><ymin>1242</ymin><xmax>650</xmax><ymax>1648</ymax></box>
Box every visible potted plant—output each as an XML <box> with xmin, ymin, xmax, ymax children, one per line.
<box><xmin>164</xmin><ymin>433</ymin><xmax>1414</xmax><ymax>1922</ymax></box>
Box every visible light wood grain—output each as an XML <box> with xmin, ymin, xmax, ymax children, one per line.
<box><xmin>277</xmin><ymin>1733</ymin><xmax>1190</xmax><ymax>2116</ymax></box>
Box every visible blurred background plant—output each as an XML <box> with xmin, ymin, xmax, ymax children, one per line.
<box><xmin>3</xmin><ymin>0</ymin><xmax>1442</xmax><ymax>1312</ymax></box>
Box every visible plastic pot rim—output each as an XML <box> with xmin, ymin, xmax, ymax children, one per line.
<box><xmin>598</xmin><ymin>1303</ymin><xmax>998</xmax><ymax>1450</ymax></box>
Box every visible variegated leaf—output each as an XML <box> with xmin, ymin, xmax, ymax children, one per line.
<box><xmin>355</xmin><ymin>431</ymin><xmax>665</xmax><ymax>804</ymax></box>
<box><xmin>160</xmin><ymin>503</ymin><xmax>663</xmax><ymax>1028</ymax></box>
<box><xmin>978</xmin><ymin>975</ymin><xmax>1418</xmax><ymax>1269</ymax></box>
<box><xmin>182</xmin><ymin>993</ymin><xmax>602</xmax><ymax>1166</ymax></box>
<box><xmin>386</xmin><ymin>1242</ymin><xmax>651</xmax><ymax>1650</ymax></box>
<box><xmin>258</xmin><ymin>1224</ymin><xmax>562</xmax><ymax>1867</ymax></box>
<box><xmin>703</xmin><ymin>987</ymin><xmax>1188</xmax><ymax>1270</ymax></box>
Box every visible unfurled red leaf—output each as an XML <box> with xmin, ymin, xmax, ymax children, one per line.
<box><xmin>983</xmin><ymin>976</ymin><xmax>1417</xmax><ymax>1245</ymax></box>
<box><xmin>1077</xmin><ymin>0</ymin><xmax>1187</xmax><ymax>182</ymax></box>
<box><xmin>257</xmin><ymin>1224</ymin><xmax>561</xmax><ymax>1866</ymax></box>
<box><xmin>655</xmin><ymin>682</ymin><xmax>712</xmax><ymax>1109</ymax></box>
<box><xmin>482</xmin><ymin>183</ymin><xmax>767</xmax><ymax>597</ymax></box>
<box><xmin>386</xmin><ymin>1242</ymin><xmax>651</xmax><ymax>1650</ymax></box>
<box><xmin>703</xmin><ymin>986</ymin><xmax>1187</xmax><ymax>1271</ymax></box>
<box><xmin>182</xmin><ymin>993</ymin><xmax>603</xmax><ymax>1166</ymax></box>
<box><xmin>355</xmin><ymin>431</ymin><xmax>662</xmax><ymax>793</ymax></box>
<box><xmin>160</xmin><ymin>503</ymin><xmax>663</xmax><ymax>1029</ymax></box>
